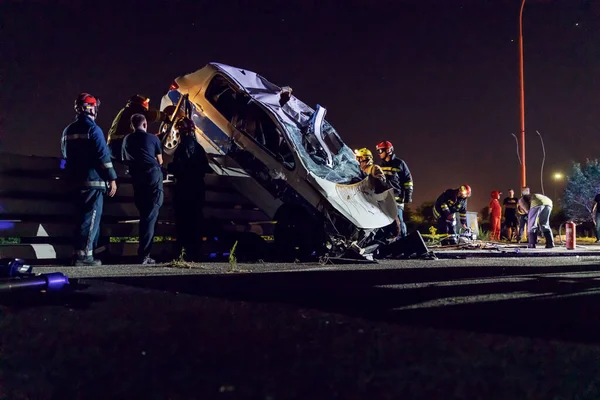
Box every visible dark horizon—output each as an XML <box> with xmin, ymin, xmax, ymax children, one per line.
<box><xmin>2</xmin><ymin>0</ymin><xmax>599</xmax><ymax>212</ymax></box>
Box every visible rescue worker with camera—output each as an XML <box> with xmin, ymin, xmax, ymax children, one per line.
<box><xmin>168</xmin><ymin>118</ymin><xmax>212</xmax><ymax>261</ymax></box>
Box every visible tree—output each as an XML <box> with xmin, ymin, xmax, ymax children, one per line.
<box><xmin>412</xmin><ymin>201</ymin><xmax>435</xmax><ymax>225</ymax></box>
<box><xmin>479</xmin><ymin>206</ymin><xmax>490</xmax><ymax>221</ymax></box>
<box><xmin>410</xmin><ymin>201</ymin><xmax>436</xmax><ymax>233</ymax></box>
<box><xmin>563</xmin><ymin>159</ymin><xmax>600</xmax><ymax>222</ymax></box>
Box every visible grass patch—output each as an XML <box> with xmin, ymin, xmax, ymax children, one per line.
<box><xmin>0</xmin><ymin>237</ymin><xmax>20</xmax><ymax>244</ymax></box>
<box><xmin>477</xmin><ymin>228</ymin><xmax>490</xmax><ymax>242</ymax></box>
<box><xmin>167</xmin><ymin>248</ymin><xmax>192</xmax><ymax>269</ymax></box>
<box><xmin>226</xmin><ymin>240</ymin><xmax>251</xmax><ymax>273</ymax></box>
<box><xmin>110</xmin><ymin>236</ymin><xmax>175</xmax><ymax>243</ymax></box>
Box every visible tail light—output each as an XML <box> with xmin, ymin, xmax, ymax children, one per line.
<box><xmin>169</xmin><ymin>80</ymin><xmax>179</xmax><ymax>91</ymax></box>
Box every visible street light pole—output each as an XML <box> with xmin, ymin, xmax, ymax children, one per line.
<box><xmin>553</xmin><ymin>172</ymin><xmax>564</xmax><ymax>203</ymax></box>
<box><xmin>519</xmin><ymin>0</ymin><xmax>527</xmax><ymax>190</ymax></box>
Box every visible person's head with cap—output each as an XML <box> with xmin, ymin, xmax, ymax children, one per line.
<box><xmin>490</xmin><ymin>190</ymin><xmax>501</xmax><ymax>199</ymax></box>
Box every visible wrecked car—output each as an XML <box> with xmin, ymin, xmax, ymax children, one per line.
<box><xmin>159</xmin><ymin>62</ymin><xmax>398</xmax><ymax>259</ymax></box>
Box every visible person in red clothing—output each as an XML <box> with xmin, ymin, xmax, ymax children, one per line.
<box><xmin>489</xmin><ymin>190</ymin><xmax>502</xmax><ymax>241</ymax></box>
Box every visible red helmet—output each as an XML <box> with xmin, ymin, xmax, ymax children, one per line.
<box><xmin>74</xmin><ymin>93</ymin><xmax>100</xmax><ymax>117</ymax></box>
<box><xmin>459</xmin><ymin>185</ymin><xmax>472</xmax><ymax>198</ymax></box>
<box><xmin>128</xmin><ymin>94</ymin><xmax>150</xmax><ymax>110</ymax></box>
<box><xmin>376</xmin><ymin>141</ymin><xmax>394</xmax><ymax>155</ymax></box>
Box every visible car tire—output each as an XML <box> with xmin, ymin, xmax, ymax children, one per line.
<box><xmin>159</xmin><ymin>121</ymin><xmax>179</xmax><ymax>156</ymax></box>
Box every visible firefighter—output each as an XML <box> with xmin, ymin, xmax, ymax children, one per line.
<box><xmin>489</xmin><ymin>190</ymin><xmax>502</xmax><ymax>241</ymax></box>
<box><xmin>61</xmin><ymin>93</ymin><xmax>117</xmax><ymax>266</ymax></box>
<box><xmin>168</xmin><ymin>118</ymin><xmax>212</xmax><ymax>261</ymax></box>
<box><xmin>433</xmin><ymin>185</ymin><xmax>471</xmax><ymax>243</ymax></box>
<box><xmin>518</xmin><ymin>193</ymin><xmax>554</xmax><ymax>248</ymax></box>
<box><xmin>123</xmin><ymin>113</ymin><xmax>164</xmax><ymax>264</ymax></box>
<box><xmin>355</xmin><ymin>148</ymin><xmax>386</xmax><ymax>187</ymax></box>
<box><xmin>376</xmin><ymin>141</ymin><xmax>413</xmax><ymax>237</ymax></box>
<box><xmin>354</xmin><ymin>148</ymin><xmax>401</xmax><ymax>238</ymax></box>
<box><xmin>107</xmin><ymin>95</ymin><xmax>170</xmax><ymax>161</ymax></box>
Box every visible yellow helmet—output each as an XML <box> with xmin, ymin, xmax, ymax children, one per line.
<box><xmin>354</xmin><ymin>147</ymin><xmax>373</xmax><ymax>158</ymax></box>
<box><xmin>354</xmin><ymin>148</ymin><xmax>373</xmax><ymax>165</ymax></box>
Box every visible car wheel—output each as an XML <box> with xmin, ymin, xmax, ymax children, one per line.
<box><xmin>159</xmin><ymin>121</ymin><xmax>180</xmax><ymax>156</ymax></box>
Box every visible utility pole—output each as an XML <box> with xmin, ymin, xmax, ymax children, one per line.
<box><xmin>519</xmin><ymin>0</ymin><xmax>527</xmax><ymax>189</ymax></box>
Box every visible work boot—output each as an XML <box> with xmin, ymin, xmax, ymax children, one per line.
<box><xmin>544</xmin><ymin>231</ymin><xmax>555</xmax><ymax>249</ymax></box>
<box><xmin>141</xmin><ymin>255</ymin><xmax>156</xmax><ymax>265</ymax></box>
<box><xmin>528</xmin><ymin>234</ymin><xmax>536</xmax><ymax>249</ymax></box>
<box><xmin>74</xmin><ymin>257</ymin><xmax>102</xmax><ymax>266</ymax></box>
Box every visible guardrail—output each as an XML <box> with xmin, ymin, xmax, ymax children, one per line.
<box><xmin>0</xmin><ymin>153</ymin><xmax>274</xmax><ymax>263</ymax></box>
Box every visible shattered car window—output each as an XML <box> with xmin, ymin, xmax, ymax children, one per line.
<box><xmin>209</xmin><ymin>64</ymin><xmax>363</xmax><ymax>184</ymax></box>
<box><xmin>283</xmin><ymin>120</ymin><xmax>361</xmax><ymax>184</ymax></box>
<box><xmin>270</xmin><ymin>95</ymin><xmax>361</xmax><ymax>184</ymax></box>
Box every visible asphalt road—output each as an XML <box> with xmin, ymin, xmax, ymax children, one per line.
<box><xmin>2</xmin><ymin>256</ymin><xmax>600</xmax><ymax>399</ymax></box>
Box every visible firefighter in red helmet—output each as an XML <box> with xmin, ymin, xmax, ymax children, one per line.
<box><xmin>433</xmin><ymin>185</ymin><xmax>471</xmax><ymax>244</ymax></box>
<box><xmin>376</xmin><ymin>140</ymin><xmax>413</xmax><ymax>237</ymax></box>
<box><xmin>107</xmin><ymin>95</ymin><xmax>173</xmax><ymax>161</ymax></box>
<box><xmin>61</xmin><ymin>93</ymin><xmax>118</xmax><ymax>266</ymax></box>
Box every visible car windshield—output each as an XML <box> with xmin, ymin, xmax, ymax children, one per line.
<box><xmin>282</xmin><ymin>117</ymin><xmax>361</xmax><ymax>184</ymax></box>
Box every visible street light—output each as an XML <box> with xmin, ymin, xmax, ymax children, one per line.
<box><xmin>553</xmin><ymin>172</ymin><xmax>564</xmax><ymax>200</ymax></box>
<box><xmin>519</xmin><ymin>0</ymin><xmax>527</xmax><ymax>190</ymax></box>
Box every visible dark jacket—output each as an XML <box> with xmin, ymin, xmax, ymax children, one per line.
<box><xmin>107</xmin><ymin>104</ymin><xmax>163</xmax><ymax>143</ymax></box>
<box><xmin>380</xmin><ymin>155</ymin><xmax>413</xmax><ymax>203</ymax></box>
<box><xmin>168</xmin><ymin>135</ymin><xmax>211</xmax><ymax>186</ymax></box>
<box><xmin>123</xmin><ymin>129</ymin><xmax>163</xmax><ymax>185</ymax></box>
<box><xmin>61</xmin><ymin>114</ymin><xmax>117</xmax><ymax>190</ymax></box>
<box><xmin>434</xmin><ymin>189</ymin><xmax>468</xmax><ymax>225</ymax></box>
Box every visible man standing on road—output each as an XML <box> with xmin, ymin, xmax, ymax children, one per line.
<box><xmin>518</xmin><ymin>193</ymin><xmax>554</xmax><ymax>249</ymax></box>
<box><xmin>376</xmin><ymin>141</ymin><xmax>413</xmax><ymax>238</ymax></box>
<box><xmin>503</xmin><ymin>189</ymin><xmax>518</xmax><ymax>242</ymax></box>
<box><xmin>168</xmin><ymin>118</ymin><xmax>212</xmax><ymax>261</ymax></box>
<box><xmin>123</xmin><ymin>114</ymin><xmax>164</xmax><ymax>264</ymax></box>
<box><xmin>61</xmin><ymin>93</ymin><xmax>117</xmax><ymax>266</ymax></box>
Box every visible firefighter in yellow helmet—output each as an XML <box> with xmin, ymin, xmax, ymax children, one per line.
<box><xmin>355</xmin><ymin>148</ymin><xmax>386</xmax><ymax>184</ymax></box>
<box><xmin>355</xmin><ymin>148</ymin><xmax>401</xmax><ymax>238</ymax></box>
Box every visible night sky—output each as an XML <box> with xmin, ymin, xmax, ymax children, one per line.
<box><xmin>2</xmin><ymin>0</ymin><xmax>599</xmax><ymax>212</ymax></box>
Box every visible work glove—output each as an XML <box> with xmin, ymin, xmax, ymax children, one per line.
<box><xmin>446</xmin><ymin>214</ymin><xmax>454</xmax><ymax>221</ymax></box>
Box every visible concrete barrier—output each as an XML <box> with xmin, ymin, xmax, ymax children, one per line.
<box><xmin>0</xmin><ymin>153</ymin><xmax>274</xmax><ymax>263</ymax></box>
